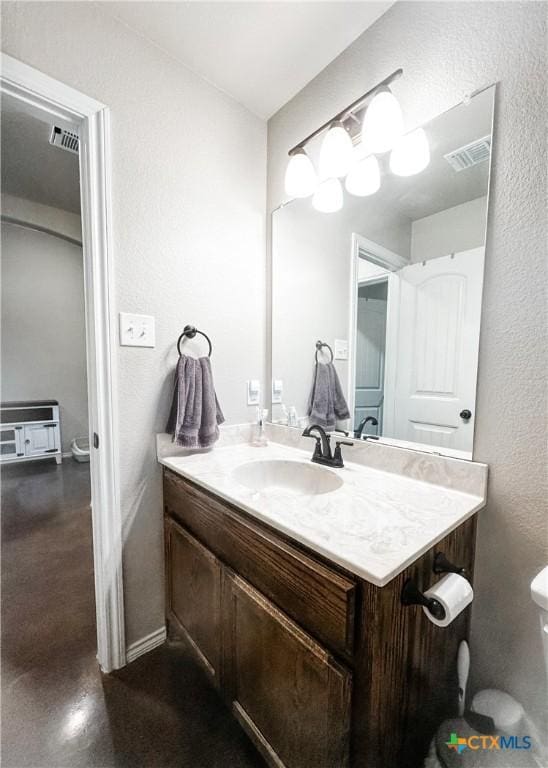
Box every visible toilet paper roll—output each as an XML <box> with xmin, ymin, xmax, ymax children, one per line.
<box><xmin>422</xmin><ymin>573</ymin><xmax>473</xmax><ymax>627</ymax></box>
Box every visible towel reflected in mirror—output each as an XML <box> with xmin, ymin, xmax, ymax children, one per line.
<box><xmin>307</xmin><ymin>362</ymin><xmax>350</xmax><ymax>432</ymax></box>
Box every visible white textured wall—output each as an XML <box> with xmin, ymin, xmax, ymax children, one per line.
<box><xmin>410</xmin><ymin>196</ymin><xmax>487</xmax><ymax>263</ymax></box>
<box><xmin>1</xmin><ymin>2</ymin><xmax>267</xmax><ymax>646</ymax></box>
<box><xmin>268</xmin><ymin>1</ymin><xmax>547</xmax><ymax>736</ymax></box>
<box><xmin>1</xmin><ymin>221</ymin><xmax>88</xmax><ymax>452</ymax></box>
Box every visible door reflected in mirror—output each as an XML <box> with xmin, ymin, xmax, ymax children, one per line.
<box><xmin>271</xmin><ymin>86</ymin><xmax>495</xmax><ymax>459</ymax></box>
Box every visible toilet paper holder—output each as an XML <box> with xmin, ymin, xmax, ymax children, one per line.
<box><xmin>433</xmin><ymin>552</ymin><xmax>466</xmax><ymax>576</ymax></box>
<box><xmin>401</xmin><ymin>579</ymin><xmax>446</xmax><ymax>621</ymax></box>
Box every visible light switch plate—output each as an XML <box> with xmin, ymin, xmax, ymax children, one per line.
<box><xmin>272</xmin><ymin>378</ymin><xmax>283</xmax><ymax>404</ymax></box>
<box><xmin>119</xmin><ymin>313</ymin><xmax>155</xmax><ymax>347</ymax></box>
<box><xmin>247</xmin><ymin>379</ymin><xmax>261</xmax><ymax>406</ymax></box>
<box><xmin>334</xmin><ymin>339</ymin><xmax>348</xmax><ymax>360</ymax></box>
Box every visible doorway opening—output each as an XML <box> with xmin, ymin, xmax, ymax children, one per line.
<box><xmin>355</xmin><ymin>278</ymin><xmax>388</xmax><ymax>436</ymax></box>
<box><xmin>348</xmin><ymin>233</ymin><xmax>405</xmax><ymax>440</ymax></box>
<box><xmin>1</xmin><ymin>84</ymin><xmax>98</xmax><ymax>682</ymax></box>
<box><xmin>0</xmin><ymin>53</ymin><xmax>124</xmax><ymax>673</ymax></box>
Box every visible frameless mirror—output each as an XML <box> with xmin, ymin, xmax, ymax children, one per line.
<box><xmin>271</xmin><ymin>86</ymin><xmax>495</xmax><ymax>459</ymax></box>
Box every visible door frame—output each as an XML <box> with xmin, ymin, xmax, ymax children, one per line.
<box><xmin>1</xmin><ymin>53</ymin><xmax>126</xmax><ymax>671</ymax></box>
<box><xmin>347</xmin><ymin>234</ymin><xmax>405</xmax><ymax>433</ymax></box>
<box><xmin>353</xmin><ymin>277</ymin><xmax>388</xmax><ymax>436</ymax></box>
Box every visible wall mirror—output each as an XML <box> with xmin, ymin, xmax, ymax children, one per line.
<box><xmin>271</xmin><ymin>86</ymin><xmax>495</xmax><ymax>459</ymax></box>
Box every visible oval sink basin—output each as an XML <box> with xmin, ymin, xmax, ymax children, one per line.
<box><xmin>232</xmin><ymin>459</ymin><xmax>343</xmax><ymax>496</ymax></box>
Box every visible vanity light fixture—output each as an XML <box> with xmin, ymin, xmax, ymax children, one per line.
<box><xmin>312</xmin><ymin>177</ymin><xmax>344</xmax><ymax>213</ymax></box>
<box><xmin>283</xmin><ymin>68</ymin><xmax>432</xmax><ymax>208</ymax></box>
<box><xmin>284</xmin><ymin>148</ymin><xmax>317</xmax><ymax>198</ymax></box>
<box><xmin>389</xmin><ymin>127</ymin><xmax>430</xmax><ymax>176</ymax></box>
<box><xmin>284</xmin><ymin>68</ymin><xmax>403</xmax><ymax>201</ymax></box>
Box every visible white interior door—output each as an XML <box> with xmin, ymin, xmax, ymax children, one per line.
<box><xmin>354</xmin><ymin>295</ymin><xmax>386</xmax><ymax>434</ymax></box>
<box><xmin>392</xmin><ymin>248</ymin><xmax>485</xmax><ymax>453</ymax></box>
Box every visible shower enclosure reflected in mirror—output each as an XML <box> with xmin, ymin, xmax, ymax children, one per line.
<box><xmin>271</xmin><ymin>86</ymin><xmax>495</xmax><ymax>459</ymax></box>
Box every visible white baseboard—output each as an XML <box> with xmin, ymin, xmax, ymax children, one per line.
<box><xmin>126</xmin><ymin>625</ymin><xmax>167</xmax><ymax>664</ymax></box>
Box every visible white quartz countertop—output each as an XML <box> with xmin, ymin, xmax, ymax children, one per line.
<box><xmin>159</xmin><ymin>441</ymin><xmax>485</xmax><ymax>587</ymax></box>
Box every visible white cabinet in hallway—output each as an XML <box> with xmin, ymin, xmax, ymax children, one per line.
<box><xmin>24</xmin><ymin>423</ymin><xmax>59</xmax><ymax>457</ymax></box>
<box><xmin>0</xmin><ymin>401</ymin><xmax>62</xmax><ymax>464</ymax></box>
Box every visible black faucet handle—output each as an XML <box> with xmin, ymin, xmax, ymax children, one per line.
<box><xmin>312</xmin><ymin>437</ymin><xmax>323</xmax><ymax>460</ymax></box>
<box><xmin>302</xmin><ymin>434</ymin><xmax>323</xmax><ymax>460</ymax></box>
<box><xmin>333</xmin><ymin>440</ymin><xmax>353</xmax><ymax>467</ymax></box>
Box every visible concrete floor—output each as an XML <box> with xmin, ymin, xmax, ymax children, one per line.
<box><xmin>1</xmin><ymin>459</ymin><xmax>265</xmax><ymax>768</ymax></box>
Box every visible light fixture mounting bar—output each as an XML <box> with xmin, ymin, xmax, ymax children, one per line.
<box><xmin>288</xmin><ymin>68</ymin><xmax>403</xmax><ymax>156</ymax></box>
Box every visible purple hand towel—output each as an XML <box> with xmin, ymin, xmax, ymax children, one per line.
<box><xmin>166</xmin><ymin>355</ymin><xmax>225</xmax><ymax>448</ymax></box>
<box><xmin>306</xmin><ymin>362</ymin><xmax>350</xmax><ymax>432</ymax></box>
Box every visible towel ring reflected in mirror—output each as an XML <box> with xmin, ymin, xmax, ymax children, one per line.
<box><xmin>177</xmin><ymin>325</ymin><xmax>213</xmax><ymax>357</ymax></box>
<box><xmin>315</xmin><ymin>340</ymin><xmax>333</xmax><ymax>363</ymax></box>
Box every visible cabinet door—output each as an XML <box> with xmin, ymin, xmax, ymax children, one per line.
<box><xmin>224</xmin><ymin>572</ymin><xmax>352</xmax><ymax>768</ymax></box>
<box><xmin>166</xmin><ymin>518</ymin><xmax>222</xmax><ymax>686</ymax></box>
<box><xmin>0</xmin><ymin>426</ymin><xmax>24</xmax><ymax>459</ymax></box>
<box><xmin>24</xmin><ymin>424</ymin><xmax>57</xmax><ymax>456</ymax></box>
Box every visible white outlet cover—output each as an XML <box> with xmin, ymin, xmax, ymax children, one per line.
<box><xmin>272</xmin><ymin>378</ymin><xmax>283</xmax><ymax>404</ymax></box>
<box><xmin>119</xmin><ymin>312</ymin><xmax>155</xmax><ymax>347</ymax></box>
<box><xmin>334</xmin><ymin>339</ymin><xmax>348</xmax><ymax>360</ymax></box>
<box><xmin>247</xmin><ymin>379</ymin><xmax>261</xmax><ymax>406</ymax></box>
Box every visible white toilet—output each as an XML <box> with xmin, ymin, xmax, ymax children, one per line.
<box><xmin>424</xmin><ymin>566</ymin><xmax>548</xmax><ymax>768</ymax></box>
<box><xmin>531</xmin><ymin>565</ymin><xmax>548</xmax><ymax>680</ymax></box>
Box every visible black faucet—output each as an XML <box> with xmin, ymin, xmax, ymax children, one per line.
<box><xmin>354</xmin><ymin>416</ymin><xmax>379</xmax><ymax>440</ymax></box>
<box><xmin>302</xmin><ymin>424</ymin><xmax>353</xmax><ymax>468</ymax></box>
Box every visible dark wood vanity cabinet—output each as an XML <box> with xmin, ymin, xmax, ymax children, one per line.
<box><xmin>224</xmin><ymin>572</ymin><xmax>352</xmax><ymax>768</ymax></box>
<box><xmin>165</xmin><ymin>518</ymin><xmax>222</xmax><ymax>685</ymax></box>
<box><xmin>163</xmin><ymin>467</ymin><xmax>476</xmax><ymax>768</ymax></box>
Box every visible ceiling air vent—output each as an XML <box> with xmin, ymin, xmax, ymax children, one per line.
<box><xmin>49</xmin><ymin>126</ymin><xmax>79</xmax><ymax>155</ymax></box>
<box><xmin>444</xmin><ymin>135</ymin><xmax>491</xmax><ymax>172</ymax></box>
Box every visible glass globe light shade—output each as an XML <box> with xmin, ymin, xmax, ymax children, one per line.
<box><xmin>319</xmin><ymin>122</ymin><xmax>354</xmax><ymax>178</ymax></box>
<box><xmin>312</xmin><ymin>177</ymin><xmax>344</xmax><ymax>213</ymax></box>
<box><xmin>389</xmin><ymin>128</ymin><xmax>430</xmax><ymax>176</ymax></box>
<box><xmin>361</xmin><ymin>89</ymin><xmax>404</xmax><ymax>154</ymax></box>
<box><xmin>284</xmin><ymin>148</ymin><xmax>317</xmax><ymax>198</ymax></box>
<box><xmin>345</xmin><ymin>154</ymin><xmax>381</xmax><ymax>197</ymax></box>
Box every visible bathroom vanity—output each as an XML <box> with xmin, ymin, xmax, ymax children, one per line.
<box><xmin>160</xmin><ymin>436</ymin><xmax>486</xmax><ymax>768</ymax></box>
<box><xmin>158</xmin><ymin>83</ymin><xmax>497</xmax><ymax>767</ymax></box>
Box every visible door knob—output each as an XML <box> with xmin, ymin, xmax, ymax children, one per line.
<box><xmin>460</xmin><ymin>409</ymin><xmax>472</xmax><ymax>420</ymax></box>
